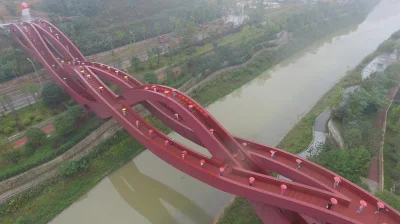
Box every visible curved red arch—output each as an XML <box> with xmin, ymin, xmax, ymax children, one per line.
<box><xmin>10</xmin><ymin>21</ymin><xmax>400</xmax><ymax>224</ymax></box>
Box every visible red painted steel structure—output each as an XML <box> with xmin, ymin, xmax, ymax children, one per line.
<box><xmin>9</xmin><ymin>20</ymin><xmax>400</xmax><ymax>224</ymax></box>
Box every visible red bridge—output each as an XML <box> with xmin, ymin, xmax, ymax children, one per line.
<box><xmin>8</xmin><ymin>20</ymin><xmax>400</xmax><ymax>224</ymax></box>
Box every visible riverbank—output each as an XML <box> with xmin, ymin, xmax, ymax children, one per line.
<box><xmin>0</xmin><ymin>1</ymin><xmax>381</xmax><ymax>223</ymax></box>
<box><xmin>216</xmin><ymin>27</ymin><xmax>400</xmax><ymax>224</ymax></box>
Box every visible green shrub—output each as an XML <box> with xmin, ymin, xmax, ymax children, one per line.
<box><xmin>3</xmin><ymin>127</ymin><xmax>13</xmax><ymax>135</ymax></box>
<box><xmin>56</xmin><ymin>160</ymin><xmax>80</xmax><ymax>178</ymax></box>
<box><xmin>25</xmin><ymin>127</ymin><xmax>46</xmax><ymax>149</ymax></box>
<box><xmin>28</xmin><ymin>114</ymin><xmax>35</xmax><ymax>120</ymax></box>
<box><xmin>8</xmin><ymin>121</ymin><xmax>17</xmax><ymax>128</ymax></box>
<box><xmin>35</xmin><ymin>116</ymin><xmax>43</xmax><ymax>122</ymax></box>
<box><xmin>1</xmin><ymin>150</ymin><xmax>21</xmax><ymax>164</ymax></box>
<box><xmin>23</xmin><ymin>145</ymin><xmax>36</xmax><ymax>157</ymax></box>
<box><xmin>67</xmin><ymin>100</ymin><xmax>76</xmax><ymax>106</ymax></box>
<box><xmin>22</xmin><ymin>119</ymin><xmax>31</xmax><ymax>126</ymax></box>
<box><xmin>54</xmin><ymin>113</ymin><xmax>75</xmax><ymax>136</ymax></box>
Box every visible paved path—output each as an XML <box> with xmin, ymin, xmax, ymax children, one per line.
<box><xmin>12</xmin><ymin>124</ymin><xmax>54</xmax><ymax>147</ymax></box>
<box><xmin>298</xmin><ymin>110</ymin><xmax>331</xmax><ymax>159</ymax></box>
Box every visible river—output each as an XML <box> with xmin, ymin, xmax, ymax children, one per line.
<box><xmin>49</xmin><ymin>1</ymin><xmax>400</xmax><ymax>223</ymax></box>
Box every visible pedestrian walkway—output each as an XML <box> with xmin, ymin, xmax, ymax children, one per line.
<box><xmin>12</xmin><ymin>124</ymin><xmax>54</xmax><ymax>147</ymax></box>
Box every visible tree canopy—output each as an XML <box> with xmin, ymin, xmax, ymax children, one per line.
<box><xmin>41</xmin><ymin>82</ymin><xmax>65</xmax><ymax>106</ymax></box>
<box><xmin>54</xmin><ymin>113</ymin><xmax>75</xmax><ymax>136</ymax></box>
<box><xmin>25</xmin><ymin>127</ymin><xmax>47</xmax><ymax>149</ymax></box>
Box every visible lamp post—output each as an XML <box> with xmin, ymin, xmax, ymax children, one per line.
<box><xmin>27</xmin><ymin>58</ymin><xmax>42</xmax><ymax>89</ymax></box>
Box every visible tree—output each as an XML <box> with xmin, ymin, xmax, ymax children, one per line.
<box><xmin>154</xmin><ymin>22</ymin><xmax>161</xmax><ymax>36</ymax></box>
<box><xmin>139</xmin><ymin>24</ymin><xmax>147</xmax><ymax>41</ymax></box>
<box><xmin>131</xmin><ymin>56</ymin><xmax>140</xmax><ymax>70</ymax></box>
<box><xmin>186</xmin><ymin>21</ymin><xmax>197</xmax><ymax>41</ymax></box>
<box><xmin>2</xmin><ymin>150</ymin><xmax>21</xmax><ymax>164</ymax></box>
<box><xmin>175</xmin><ymin>19</ymin><xmax>184</xmax><ymax>38</ymax></box>
<box><xmin>67</xmin><ymin>105</ymin><xmax>83</xmax><ymax>122</ymax></box>
<box><xmin>144</xmin><ymin>72</ymin><xmax>158</xmax><ymax>84</ymax></box>
<box><xmin>25</xmin><ymin>127</ymin><xmax>46</xmax><ymax>149</ymax></box>
<box><xmin>312</xmin><ymin>145</ymin><xmax>370</xmax><ymax>184</ymax></box>
<box><xmin>54</xmin><ymin>113</ymin><xmax>75</xmax><ymax>136</ymax></box>
<box><xmin>41</xmin><ymin>82</ymin><xmax>64</xmax><ymax>106</ymax></box>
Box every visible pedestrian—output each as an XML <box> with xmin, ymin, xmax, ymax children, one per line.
<box><xmin>87</xmin><ymin>74</ymin><xmax>91</xmax><ymax>80</ymax></box>
<box><xmin>376</xmin><ymin>202</ymin><xmax>384</xmax><ymax>214</ymax></box>
<box><xmin>357</xmin><ymin>205</ymin><xmax>364</xmax><ymax>214</ymax></box>
<box><xmin>99</xmin><ymin>86</ymin><xmax>103</xmax><ymax>94</ymax></box>
<box><xmin>200</xmin><ymin>159</ymin><xmax>205</xmax><ymax>168</ymax></box>
<box><xmin>182</xmin><ymin>151</ymin><xmax>187</xmax><ymax>159</ymax></box>
<box><xmin>135</xmin><ymin>120</ymin><xmax>139</xmax><ymax>128</ymax></box>
<box><xmin>249</xmin><ymin>177</ymin><xmax>255</xmax><ymax>186</ymax></box>
<box><xmin>175</xmin><ymin>113</ymin><xmax>179</xmax><ymax>120</ymax></box>
<box><xmin>270</xmin><ymin>150</ymin><xmax>276</xmax><ymax>159</ymax></box>
<box><xmin>209</xmin><ymin>129</ymin><xmax>214</xmax><ymax>134</ymax></box>
<box><xmin>280</xmin><ymin>184</ymin><xmax>287</xmax><ymax>195</ymax></box>
<box><xmin>219</xmin><ymin>167</ymin><xmax>224</xmax><ymax>176</ymax></box>
<box><xmin>296</xmin><ymin>159</ymin><xmax>302</xmax><ymax>169</ymax></box>
<box><xmin>122</xmin><ymin>108</ymin><xmax>126</xmax><ymax>116</ymax></box>
<box><xmin>164</xmin><ymin>140</ymin><xmax>169</xmax><ymax>147</ymax></box>
<box><xmin>242</xmin><ymin>142</ymin><xmax>247</xmax><ymax>150</ymax></box>
<box><xmin>327</xmin><ymin>198</ymin><xmax>337</xmax><ymax>210</ymax></box>
<box><xmin>357</xmin><ymin>200</ymin><xmax>367</xmax><ymax>214</ymax></box>
<box><xmin>334</xmin><ymin>176</ymin><xmax>341</xmax><ymax>188</ymax></box>
<box><xmin>188</xmin><ymin>105</ymin><xmax>193</xmax><ymax>111</ymax></box>
<box><xmin>173</xmin><ymin>91</ymin><xmax>177</xmax><ymax>98</ymax></box>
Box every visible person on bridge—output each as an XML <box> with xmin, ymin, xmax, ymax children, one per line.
<box><xmin>182</xmin><ymin>151</ymin><xmax>187</xmax><ymax>159</ymax></box>
<box><xmin>270</xmin><ymin>150</ymin><xmax>276</xmax><ymax>159</ymax></box>
<box><xmin>334</xmin><ymin>176</ymin><xmax>341</xmax><ymax>188</ymax></box>
<box><xmin>249</xmin><ymin>177</ymin><xmax>255</xmax><ymax>186</ymax></box>
<box><xmin>375</xmin><ymin>202</ymin><xmax>385</xmax><ymax>214</ymax></box>
<box><xmin>280</xmin><ymin>184</ymin><xmax>287</xmax><ymax>195</ymax></box>
<box><xmin>296</xmin><ymin>159</ymin><xmax>302</xmax><ymax>169</ymax></box>
<box><xmin>327</xmin><ymin>198</ymin><xmax>337</xmax><ymax>210</ymax></box>
<box><xmin>219</xmin><ymin>167</ymin><xmax>224</xmax><ymax>176</ymax></box>
<box><xmin>173</xmin><ymin>91</ymin><xmax>177</xmax><ymax>98</ymax></box>
<box><xmin>357</xmin><ymin>200</ymin><xmax>367</xmax><ymax>214</ymax></box>
<box><xmin>200</xmin><ymin>159</ymin><xmax>205</xmax><ymax>168</ymax></box>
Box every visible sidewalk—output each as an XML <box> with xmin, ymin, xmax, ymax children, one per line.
<box><xmin>368</xmin><ymin>85</ymin><xmax>399</xmax><ymax>184</ymax></box>
<box><xmin>12</xmin><ymin>124</ymin><xmax>54</xmax><ymax>147</ymax></box>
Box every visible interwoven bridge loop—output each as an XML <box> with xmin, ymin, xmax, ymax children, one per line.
<box><xmin>9</xmin><ymin>20</ymin><xmax>400</xmax><ymax>224</ymax></box>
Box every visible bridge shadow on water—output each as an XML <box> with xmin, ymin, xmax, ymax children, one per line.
<box><xmin>108</xmin><ymin>161</ymin><xmax>212</xmax><ymax>224</ymax></box>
